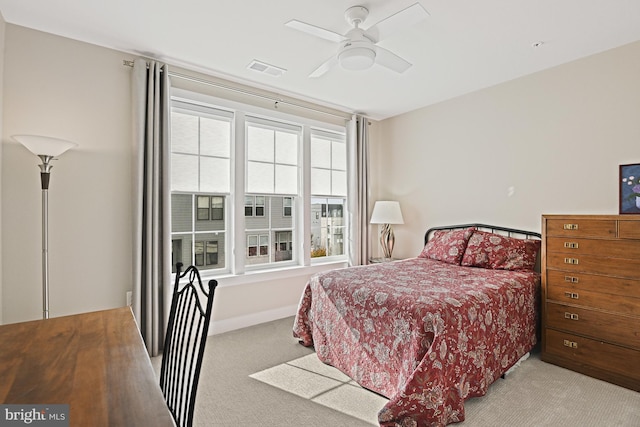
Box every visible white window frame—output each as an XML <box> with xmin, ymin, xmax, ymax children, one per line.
<box><xmin>170</xmin><ymin>99</ymin><xmax>233</xmax><ymax>274</ymax></box>
<box><xmin>171</xmin><ymin>88</ymin><xmax>349</xmax><ymax>282</ymax></box>
<box><xmin>309</xmin><ymin>129</ymin><xmax>348</xmax><ymax>263</ymax></box>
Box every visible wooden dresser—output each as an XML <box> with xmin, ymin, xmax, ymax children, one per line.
<box><xmin>541</xmin><ymin>214</ymin><xmax>640</xmax><ymax>391</ymax></box>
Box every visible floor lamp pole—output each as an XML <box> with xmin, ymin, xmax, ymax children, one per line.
<box><xmin>12</xmin><ymin>134</ymin><xmax>78</xmax><ymax>320</ymax></box>
<box><xmin>39</xmin><ymin>155</ymin><xmax>54</xmax><ymax>320</ymax></box>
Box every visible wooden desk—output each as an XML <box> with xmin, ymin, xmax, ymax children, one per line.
<box><xmin>0</xmin><ymin>307</ymin><xmax>175</xmax><ymax>426</ymax></box>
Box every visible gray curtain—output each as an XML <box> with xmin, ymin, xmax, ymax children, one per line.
<box><xmin>132</xmin><ymin>58</ymin><xmax>171</xmax><ymax>356</ymax></box>
<box><xmin>347</xmin><ymin>115</ymin><xmax>370</xmax><ymax>266</ymax></box>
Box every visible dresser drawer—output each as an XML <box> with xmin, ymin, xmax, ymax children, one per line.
<box><xmin>544</xmin><ymin>328</ymin><xmax>640</xmax><ymax>386</ymax></box>
<box><xmin>547</xmin><ymin>284</ymin><xmax>640</xmax><ymax>316</ymax></box>
<box><xmin>546</xmin><ymin>269</ymin><xmax>640</xmax><ymax>299</ymax></box>
<box><xmin>619</xmin><ymin>220</ymin><xmax>640</xmax><ymax>239</ymax></box>
<box><xmin>545</xmin><ymin>302</ymin><xmax>640</xmax><ymax>349</ymax></box>
<box><xmin>546</xmin><ymin>252</ymin><xmax>640</xmax><ymax>279</ymax></box>
<box><xmin>545</xmin><ymin>219</ymin><xmax>616</xmax><ymax>238</ymax></box>
<box><xmin>542</xmin><ymin>214</ymin><xmax>640</xmax><ymax>391</ymax></box>
<box><xmin>545</xmin><ymin>236</ymin><xmax>640</xmax><ymax>259</ymax></box>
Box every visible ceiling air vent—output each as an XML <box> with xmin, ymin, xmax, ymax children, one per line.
<box><xmin>247</xmin><ymin>60</ymin><xmax>286</xmax><ymax>77</ymax></box>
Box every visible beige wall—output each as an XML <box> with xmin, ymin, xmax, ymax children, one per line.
<box><xmin>0</xmin><ymin>12</ymin><xmax>5</xmax><ymax>323</ymax></box>
<box><xmin>2</xmin><ymin>25</ymin><xmax>134</xmax><ymax>323</ymax></box>
<box><xmin>3</xmin><ymin>24</ymin><xmax>639</xmax><ymax>328</ymax></box>
<box><xmin>377</xmin><ymin>41</ymin><xmax>640</xmax><ymax>259</ymax></box>
<box><xmin>1</xmin><ymin>25</ymin><xmax>347</xmax><ymax>328</ymax></box>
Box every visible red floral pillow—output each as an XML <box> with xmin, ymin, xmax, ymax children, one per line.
<box><xmin>418</xmin><ymin>227</ymin><xmax>475</xmax><ymax>265</ymax></box>
<box><xmin>460</xmin><ymin>230</ymin><xmax>541</xmax><ymax>271</ymax></box>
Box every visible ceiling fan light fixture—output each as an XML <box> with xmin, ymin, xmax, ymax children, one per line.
<box><xmin>338</xmin><ymin>44</ymin><xmax>376</xmax><ymax>70</ymax></box>
<box><xmin>289</xmin><ymin>3</ymin><xmax>427</xmax><ymax>77</ymax></box>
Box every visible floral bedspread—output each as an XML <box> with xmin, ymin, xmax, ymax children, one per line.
<box><xmin>293</xmin><ymin>258</ymin><xmax>539</xmax><ymax>427</ymax></box>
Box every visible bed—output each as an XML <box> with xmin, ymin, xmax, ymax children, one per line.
<box><xmin>293</xmin><ymin>224</ymin><xmax>541</xmax><ymax>427</ymax></box>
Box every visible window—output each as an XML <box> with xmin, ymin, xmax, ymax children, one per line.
<box><xmin>170</xmin><ymin>90</ymin><xmax>348</xmax><ymax>276</ymax></box>
<box><xmin>256</xmin><ymin>196</ymin><xmax>265</xmax><ymax>217</ymax></box>
<box><xmin>245</xmin><ymin>195</ymin><xmax>266</xmax><ymax>217</ymax></box>
<box><xmin>197</xmin><ymin>196</ymin><xmax>224</xmax><ymax>221</ymax></box>
<box><xmin>244</xmin><ymin>118</ymin><xmax>299</xmax><ymax>267</ymax></box>
<box><xmin>170</xmin><ymin>101</ymin><xmax>231</xmax><ymax>272</ymax></box>
<box><xmin>244</xmin><ymin>196</ymin><xmax>253</xmax><ymax>216</ymax></box>
<box><xmin>206</xmin><ymin>241</ymin><xmax>219</xmax><ymax>264</ymax></box>
<box><xmin>195</xmin><ymin>240</ymin><xmax>219</xmax><ymax>267</ymax></box>
<box><xmin>283</xmin><ymin>197</ymin><xmax>292</xmax><ymax>217</ymax></box>
<box><xmin>246</xmin><ymin>120</ymin><xmax>299</xmax><ymax>195</ymax></box>
<box><xmin>211</xmin><ymin>196</ymin><xmax>224</xmax><ymax>220</ymax></box>
<box><xmin>274</xmin><ymin>231</ymin><xmax>293</xmax><ymax>261</ymax></box>
<box><xmin>310</xmin><ymin>131</ymin><xmax>347</xmax><ymax>259</ymax></box>
<box><xmin>197</xmin><ymin>196</ymin><xmax>209</xmax><ymax>220</ymax></box>
<box><xmin>247</xmin><ymin>234</ymin><xmax>268</xmax><ymax>258</ymax></box>
<box><xmin>247</xmin><ymin>235</ymin><xmax>258</xmax><ymax>257</ymax></box>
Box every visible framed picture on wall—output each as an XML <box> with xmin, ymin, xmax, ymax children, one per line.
<box><xmin>619</xmin><ymin>163</ymin><xmax>640</xmax><ymax>214</ymax></box>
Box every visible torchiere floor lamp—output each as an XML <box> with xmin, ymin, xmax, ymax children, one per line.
<box><xmin>13</xmin><ymin>135</ymin><xmax>78</xmax><ymax>319</ymax></box>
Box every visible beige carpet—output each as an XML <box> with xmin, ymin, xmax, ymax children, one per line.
<box><xmin>153</xmin><ymin>316</ymin><xmax>640</xmax><ymax>426</ymax></box>
<box><xmin>248</xmin><ymin>329</ymin><xmax>640</xmax><ymax>426</ymax></box>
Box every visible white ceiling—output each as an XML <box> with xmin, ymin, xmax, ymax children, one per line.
<box><xmin>1</xmin><ymin>1</ymin><xmax>640</xmax><ymax>120</ymax></box>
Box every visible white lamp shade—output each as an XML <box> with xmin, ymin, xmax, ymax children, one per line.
<box><xmin>370</xmin><ymin>201</ymin><xmax>404</xmax><ymax>225</ymax></box>
<box><xmin>12</xmin><ymin>134</ymin><xmax>78</xmax><ymax>157</ymax></box>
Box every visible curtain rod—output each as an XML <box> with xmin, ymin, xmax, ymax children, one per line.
<box><xmin>123</xmin><ymin>59</ymin><xmax>353</xmax><ymax>121</ymax></box>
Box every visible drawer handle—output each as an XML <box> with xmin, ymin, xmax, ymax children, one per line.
<box><xmin>564</xmin><ymin>257</ymin><xmax>579</xmax><ymax>265</ymax></box>
<box><xmin>563</xmin><ymin>242</ymin><xmax>579</xmax><ymax>249</ymax></box>
<box><xmin>564</xmin><ymin>276</ymin><xmax>579</xmax><ymax>283</ymax></box>
<box><xmin>564</xmin><ymin>291</ymin><xmax>579</xmax><ymax>299</ymax></box>
<box><xmin>563</xmin><ymin>339</ymin><xmax>578</xmax><ymax>349</ymax></box>
<box><xmin>564</xmin><ymin>312</ymin><xmax>579</xmax><ymax>321</ymax></box>
<box><xmin>563</xmin><ymin>224</ymin><xmax>579</xmax><ymax>230</ymax></box>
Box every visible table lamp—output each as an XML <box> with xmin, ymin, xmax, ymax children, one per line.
<box><xmin>370</xmin><ymin>200</ymin><xmax>404</xmax><ymax>260</ymax></box>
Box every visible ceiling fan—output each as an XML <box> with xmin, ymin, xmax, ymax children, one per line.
<box><xmin>285</xmin><ymin>3</ymin><xmax>429</xmax><ymax>78</ymax></box>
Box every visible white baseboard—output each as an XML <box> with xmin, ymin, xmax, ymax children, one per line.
<box><xmin>208</xmin><ymin>304</ymin><xmax>299</xmax><ymax>335</ymax></box>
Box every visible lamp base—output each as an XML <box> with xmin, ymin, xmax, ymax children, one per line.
<box><xmin>379</xmin><ymin>223</ymin><xmax>395</xmax><ymax>259</ymax></box>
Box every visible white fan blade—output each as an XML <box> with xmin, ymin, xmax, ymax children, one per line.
<box><xmin>365</xmin><ymin>3</ymin><xmax>429</xmax><ymax>42</ymax></box>
<box><xmin>309</xmin><ymin>55</ymin><xmax>338</xmax><ymax>78</ymax></box>
<box><xmin>285</xmin><ymin>20</ymin><xmax>346</xmax><ymax>43</ymax></box>
<box><xmin>375</xmin><ymin>46</ymin><xmax>412</xmax><ymax>73</ymax></box>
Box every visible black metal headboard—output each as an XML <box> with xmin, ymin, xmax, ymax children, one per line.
<box><xmin>424</xmin><ymin>223</ymin><xmax>541</xmax><ymax>245</ymax></box>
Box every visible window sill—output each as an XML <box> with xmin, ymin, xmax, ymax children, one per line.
<box><xmin>198</xmin><ymin>260</ymin><xmax>348</xmax><ymax>287</ymax></box>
